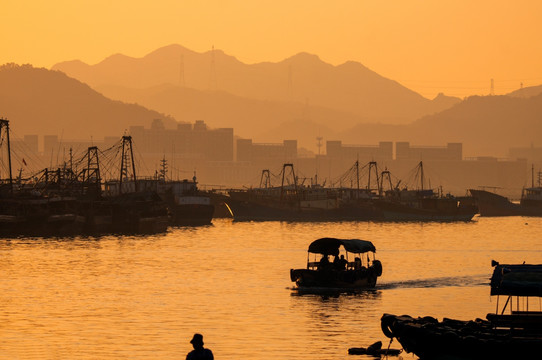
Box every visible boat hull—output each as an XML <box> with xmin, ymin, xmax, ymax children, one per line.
<box><xmin>225</xmin><ymin>198</ymin><xmax>380</xmax><ymax>222</ymax></box>
<box><xmin>381</xmin><ymin>313</ymin><xmax>542</xmax><ymax>360</ymax></box>
<box><xmin>374</xmin><ymin>199</ymin><xmax>476</xmax><ymax>221</ymax></box>
<box><xmin>169</xmin><ymin>203</ymin><xmax>215</xmax><ymax>226</ymax></box>
<box><xmin>290</xmin><ymin>266</ymin><xmax>380</xmax><ymax>289</ymax></box>
<box><xmin>469</xmin><ymin>189</ymin><xmax>542</xmax><ymax>217</ymax></box>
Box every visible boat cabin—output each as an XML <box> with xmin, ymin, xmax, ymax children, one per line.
<box><xmin>305</xmin><ymin>237</ymin><xmax>377</xmax><ymax>271</ymax></box>
<box><xmin>486</xmin><ymin>260</ymin><xmax>542</xmax><ymax>333</ymax></box>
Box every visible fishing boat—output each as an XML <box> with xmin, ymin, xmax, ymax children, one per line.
<box><xmin>0</xmin><ymin>118</ymin><xmax>81</xmax><ymax>236</ymax></box>
<box><xmin>374</xmin><ymin>162</ymin><xmax>477</xmax><ymax>221</ymax></box>
<box><xmin>71</xmin><ymin>138</ymin><xmax>168</xmax><ymax>235</ymax></box>
<box><xmin>226</xmin><ymin>163</ymin><xmax>381</xmax><ymax>222</ymax></box>
<box><xmin>469</xmin><ymin>166</ymin><xmax>542</xmax><ymax>217</ymax></box>
<box><xmin>290</xmin><ymin>238</ymin><xmax>382</xmax><ymax>289</ymax></box>
<box><xmin>468</xmin><ymin>188</ymin><xmax>521</xmax><ymax>216</ymax></box>
<box><xmin>380</xmin><ymin>260</ymin><xmax>542</xmax><ymax>359</ymax></box>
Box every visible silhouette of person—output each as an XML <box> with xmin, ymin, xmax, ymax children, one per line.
<box><xmin>186</xmin><ymin>333</ymin><xmax>214</xmax><ymax>360</ymax></box>
<box><xmin>354</xmin><ymin>257</ymin><xmax>362</xmax><ymax>270</ymax></box>
<box><xmin>335</xmin><ymin>255</ymin><xmax>347</xmax><ymax>270</ymax></box>
<box><xmin>333</xmin><ymin>254</ymin><xmax>341</xmax><ymax>268</ymax></box>
<box><xmin>318</xmin><ymin>255</ymin><xmax>330</xmax><ymax>270</ymax></box>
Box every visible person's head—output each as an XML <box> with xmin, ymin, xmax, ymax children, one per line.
<box><xmin>340</xmin><ymin>255</ymin><xmax>345</xmax><ymax>260</ymax></box>
<box><xmin>190</xmin><ymin>333</ymin><xmax>204</xmax><ymax>349</ymax></box>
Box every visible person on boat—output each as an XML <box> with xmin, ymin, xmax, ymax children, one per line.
<box><xmin>334</xmin><ymin>254</ymin><xmax>348</xmax><ymax>270</ymax></box>
<box><xmin>354</xmin><ymin>257</ymin><xmax>362</xmax><ymax>270</ymax></box>
<box><xmin>186</xmin><ymin>333</ymin><xmax>214</xmax><ymax>360</ymax></box>
<box><xmin>318</xmin><ymin>255</ymin><xmax>331</xmax><ymax>270</ymax></box>
<box><xmin>339</xmin><ymin>255</ymin><xmax>348</xmax><ymax>270</ymax></box>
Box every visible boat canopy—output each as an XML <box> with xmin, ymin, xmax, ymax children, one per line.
<box><xmin>490</xmin><ymin>262</ymin><xmax>542</xmax><ymax>297</ymax></box>
<box><xmin>308</xmin><ymin>238</ymin><xmax>376</xmax><ymax>256</ymax></box>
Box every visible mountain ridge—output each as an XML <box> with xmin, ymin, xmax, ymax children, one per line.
<box><xmin>0</xmin><ymin>64</ymin><xmax>176</xmax><ymax>140</ymax></box>
<box><xmin>51</xmin><ymin>43</ymin><xmax>462</xmax><ymax>125</ymax></box>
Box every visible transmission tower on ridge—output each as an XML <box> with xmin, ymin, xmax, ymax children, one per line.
<box><xmin>209</xmin><ymin>45</ymin><xmax>217</xmax><ymax>90</ymax></box>
<box><xmin>490</xmin><ymin>78</ymin><xmax>495</xmax><ymax>96</ymax></box>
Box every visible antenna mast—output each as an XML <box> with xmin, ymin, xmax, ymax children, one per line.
<box><xmin>119</xmin><ymin>136</ymin><xmax>137</xmax><ymax>194</ymax></box>
<box><xmin>0</xmin><ymin>118</ymin><xmax>13</xmax><ymax>193</ymax></box>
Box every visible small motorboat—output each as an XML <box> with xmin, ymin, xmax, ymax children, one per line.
<box><xmin>290</xmin><ymin>237</ymin><xmax>382</xmax><ymax>289</ymax></box>
<box><xmin>380</xmin><ymin>260</ymin><xmax>542</xmax><ymax>359</ymax></box>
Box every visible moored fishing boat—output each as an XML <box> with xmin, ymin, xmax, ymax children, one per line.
<box><xmin>375</xmin><ymin>162</ymin><xmax>477</xmax><ymax>221</ymax></box>
<box><xmin>380</xmin><ymin>260</ymin><xmax>542</xmax><ymax>359</ymax></box>
<box><xmin>468</xmin><ymin>188</ymin><xmax>521</xmax><ymax>216</ymax></box>
<box><xmin>290</xmin><ymin>238</ymin><xmax>382</xmax><ymax>289</ymax></box>
<box><xmin>226</xmin><ymin>163</ymin><xmax>381</xmax><ymax>222</ymax></box>
<box><xmin>470</xmin><ymin>166</ymin><xmax>542</xmax><ymax>217</ymax></box>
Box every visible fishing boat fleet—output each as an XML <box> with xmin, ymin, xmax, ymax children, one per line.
<box><xmin>0</xmin><ymin>119</ymin><xmax>214</xmax><ymax>236</ymax></box>
<box><xmin>5</xmin><ymin>112</ymin><xmax>542</xmax><ymax>237</ymax></box>
<box><xmin>224</xmin><ymin>161</ymin><xmax>478</xmax><ymax>222</ymax></box>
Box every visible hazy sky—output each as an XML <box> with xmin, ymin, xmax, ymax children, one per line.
<box><xmin>2</xmin><ymin>1</ymin><xmax>541</xmax><ymax>98</ymax></box>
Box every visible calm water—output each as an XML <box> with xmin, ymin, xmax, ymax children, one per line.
<box><xmin>1</xmin><ymin>216</ymin><xmax>541</xmax><ymax>359</ymax></box>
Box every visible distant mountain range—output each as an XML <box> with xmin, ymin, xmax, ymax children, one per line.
<box><xmin>52</xmin><ymin>44</ymin><xmax>462</xmax><ymax>129</ymax></box>
<box><xmin>1</xmin><ymin>44</ymin><xmax>540</xmax><ymax>159</ymax></box>
<box><xmin>0</xmin><ymin>64</ymin><xmax>176</xmax><ymax>140</ymax></box>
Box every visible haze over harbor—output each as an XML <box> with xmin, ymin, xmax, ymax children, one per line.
<box><xmin>1</xmin><ymin>2</ymin><xmax>542</xmax><ymax>359</ymax></box>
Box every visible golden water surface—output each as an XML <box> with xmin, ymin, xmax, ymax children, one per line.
<box><xmin>1</xmin><ymin>217</ymin><xmax>541</xmax><ymax>359</ymax></box>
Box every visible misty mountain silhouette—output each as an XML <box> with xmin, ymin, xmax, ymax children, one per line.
<box><xmin>507</xmin><ymin>84</ymin><xmax>542</xmax><ymax>99</ymax></box>
<box><xmin>0</xmin><ymin>64</ymin><xmax>176</xmax><ymax>140</ymax></box>
<box><xmin>92</xmin><ymin>83</ymin><xmax>367</xmax><ymax>140</ymax></box>
<box><xmin>52</xmin><ymin>44</ymin><xmax>461</xmax><ymax>127</ymax></box>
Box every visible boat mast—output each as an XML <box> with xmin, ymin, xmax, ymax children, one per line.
<box><xmin>259</xmin><ymin>169</ymin><xmax>271</xmax><ymax>188</ymax></box>
<box><xmin>119</xmin><ymin>135</ymin><xmax>138</xmax><ymax>194</ymax></box>
<box><xmin>356</xmin><ymin>160</ymin><xmax>360</xmax><ymax>198</ymax></box>
<box><xmin>159</xmin><ymin>156</ymin><xmax>168</xmax><ymax>181</ymax></box>
<box><xmin>0</xmin><ymin>118</ymin><xmax>13</xmax><ymax>194</ymax></box>
<box><xmin>83</xmin><ymin>146</ymin><xmax>101</xmax><ymax>196</ymax></box>
<box><xmin>280</xmin><ymin>163</ymin><xmax>296</xmax><ymax>202</ymax></box>
<box><xmin>380</xmin><ymin>169</ymin><xmax>394</xmax><ymax>193</ymax></box>
<box><xmin>419</xmin><ymin>161</ymin><xmax>424</xmax><ymax>191</ymax></box>
<box><xmin>367</xmin><ymin>161</ymin><xmax>380</xmax><ymax>194</ymax></box>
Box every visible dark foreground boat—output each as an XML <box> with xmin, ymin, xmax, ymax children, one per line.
<box><xmin>290</xmin><ymin>238</ymin><xmax>382</xmax><ymax>289</ymax></box>
<box><xmin>381</xmin><ymin>261</ymin><xmax>542</xmax><ymax>359</ymax></box>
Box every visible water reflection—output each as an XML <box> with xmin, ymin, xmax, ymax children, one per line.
<box><xmin>0</xmin><ymin>217</ymin><xmax>541</xmax><ymax>359</ymax></box>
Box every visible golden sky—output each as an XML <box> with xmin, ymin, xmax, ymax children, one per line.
<box><xmin>2</xmin><ymin>0</ymin><xmax>541</xmax><ymax>98</ymax></box>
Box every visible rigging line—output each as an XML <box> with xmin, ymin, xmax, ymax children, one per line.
<box><xmin>131</xmin><ymin>140</ymin><xmax>153</xmax><ymax>178</ymax></box>
<box><xmin>8</xmin><ymin>132</ymin><xmax>45</xmax><ymax>170</ymax></box>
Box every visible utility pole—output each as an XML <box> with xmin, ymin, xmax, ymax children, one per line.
<box><xmin>316</xmin><ymin>136</ymin><xmax>323</xmax><ymax>184</ymax></box>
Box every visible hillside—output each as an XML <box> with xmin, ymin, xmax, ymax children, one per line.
<box><xmin>507</xmin><ymin>85</ymin><xmax>542</xmax><ymax>98</ymax></box>
<box><xmin>95</xmin><ymin>83</ymin><xmax>366</xmax><ymax>140</ymax></box>
<box><xmin>52</xmin><ymin>44</ymin><xmax>461</xmax><ymax>127</ymax></box>
<box><xmin>332</xmin><ymin>94</ymin><xmax>542</xmax><ymax>157</ymax></box>
<box><xmin>0</xmin><ymin>64</ymin><xmax>176</xmax><ymax>140</ymax></box>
